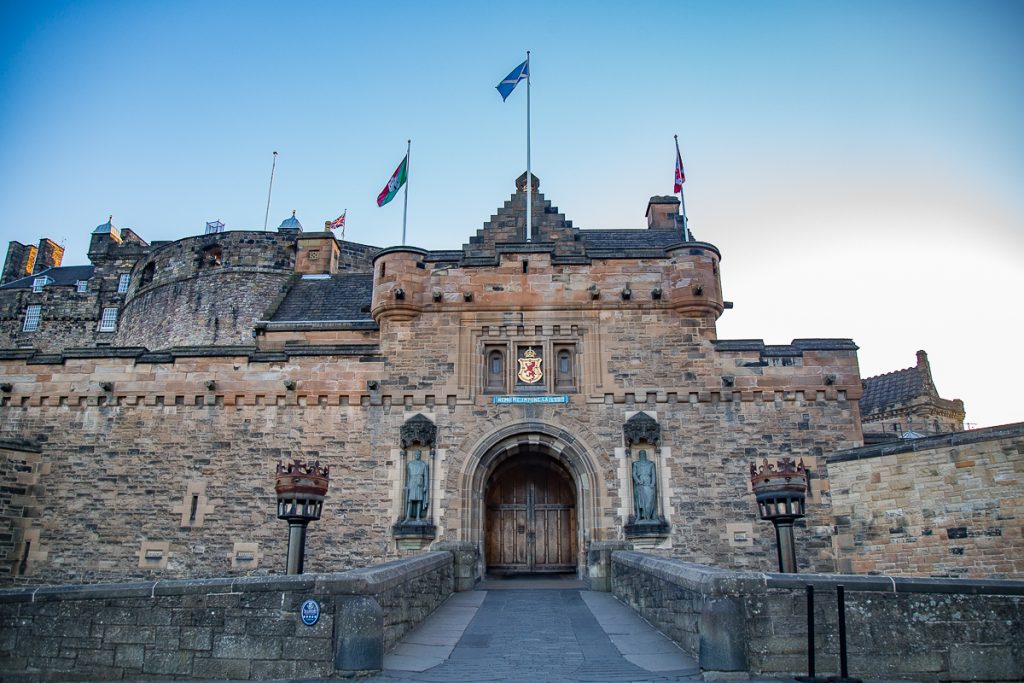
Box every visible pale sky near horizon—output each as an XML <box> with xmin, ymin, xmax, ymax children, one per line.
<box><xmin>1</xmin><ymin>1</ymin><xmax>1021</xmax><ymax>428</ymax></box>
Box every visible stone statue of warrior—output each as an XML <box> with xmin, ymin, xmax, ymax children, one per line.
<box><xmin>632</xmin><ymin>449</ymin><xmax>657</xmax><ymax>522</ymax></box>
<box><xmin>404</xmin><ymin>449</ymin><xmax>429</xmax><ymax>523</ymax></box>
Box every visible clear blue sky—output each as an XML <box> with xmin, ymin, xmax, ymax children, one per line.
<box><xmin>2</xmin><ymin>1</ymin><xmax>1022</xmax><ymax>427</ymax></box>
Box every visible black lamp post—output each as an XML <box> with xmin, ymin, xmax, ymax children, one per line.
<box><xmin>274</xmin><ymin>459</ymin><xmax>330</xmax><ymax>574</ymax></box>
<box><xmin>750</xmin><ymin>457</ymin><xmax>808</xmax><ymax>573</ymax></box>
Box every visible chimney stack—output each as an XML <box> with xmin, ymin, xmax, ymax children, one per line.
<box><xmin>33</xmin><ymin>239</ymin><xmax>64</xmax><ymax>273</ymax></box>
<box><xmin>645</xmin><ymin>196</ymin><xmax>681</xmax><ymax>230</ymax></box>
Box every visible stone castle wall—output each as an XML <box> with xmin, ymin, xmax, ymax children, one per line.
<box><xmin>828</xmin><ymin>423</ymin><xmax>1024</xmax><ymax>578</ymax></box>
<box><xmin>0</xmin><ymin>319</ymin><xmax>862</xmax><ymax>584</ymax></box>
<box><xmin>117</xmin><ymin>232</ymin><xmax>297</xmax><ymax>349</ymax></box>
<box><xmin>117</xmin><ymin>271</ymin><xmax>294</xmax><ymax>348</ymax></box>
<box><xmin>0</xmin><ymin>287</ymin><xmax>105</xmax><ymax>352</ymax></box>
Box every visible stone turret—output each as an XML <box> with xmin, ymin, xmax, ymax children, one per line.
<box><xmin>370</xmin><ymin>247</ymin><xmax>429</xmax><ymax>323</ymax></box>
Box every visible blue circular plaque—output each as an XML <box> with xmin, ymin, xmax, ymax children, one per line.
<box><xmin>300</xmin><ymin>599</ymin><xmax>320</xmax><ymax>626</ymax></box>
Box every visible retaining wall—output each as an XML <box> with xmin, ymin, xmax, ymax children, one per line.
<box><xmin>611</xmin><ymin>551</ymin><xmax>1024</xmax><ymax>682</ymax></box>
<box><xmin>0</xmin><ymin>549</ymin><xmax>466</xmax><ymax>681</ymax></box>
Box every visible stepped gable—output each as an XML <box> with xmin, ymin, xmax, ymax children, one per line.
<box><xmin>461</xmin><ymin>173</ymin><xmax>585</xmax><ymax>261</ymax></box>
<box><xmin>461</xmin><ymin>174</ymin><xmax>692</xmax><ymax>264</ymax></box>
<box><xmin>270</xmin><ymin>273</ymin><xmax>374</xmax><ymax>323</ymax></box>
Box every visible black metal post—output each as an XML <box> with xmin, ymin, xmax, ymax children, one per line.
<box><xmin>837</xmin><ymin>585</ymin><xmax>848</xmax><ymax>680</ymax></box>
<box><xmin>806</xmin><ymin>584</ymin><xmax>815</xmax><ymax>677</ymax></box>
<box><xmin>795</xmin><ymin>584</ymin><xmax>827</xmax><ymax>683</ymax></box>
<box><xmin>774</xmin><ymin>520</ymin><xmax>798</xmax><ymax>573</ymax></box>
<box><xmin>286</xmin><ymin>521</ymin><xmax>308</xmax><ymax>575</ymax></box>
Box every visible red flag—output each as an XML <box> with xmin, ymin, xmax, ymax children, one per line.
<box><xmin>674</xmin><ymin>140</ymin><xmax>685</xmax><ymax>193</ymax></box>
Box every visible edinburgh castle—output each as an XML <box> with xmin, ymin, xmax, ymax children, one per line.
<box><xmin>1</xmin><ymin>176</ymin><xmax>1020</xmax><ymax>585</ymax></box>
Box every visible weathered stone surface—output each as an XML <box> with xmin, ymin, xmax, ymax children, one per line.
<box><xmin>829</xmin><ymin>423</ymin><xmax>1024</xmax><ymax>578</ymax></box>
<box><xmin>0</xmin><ymin>549</ymin><xmax>454</xmax><ymax>681</ymax></box>
<box><xmin>333</xmin><ymin>595</ymin><xmax>383</xmax><ymax>674</ymax></box>
<box><xmin>612</xmin><ymin>551</ymin><xmax>1024</xmax><ymax>681</ymax></box>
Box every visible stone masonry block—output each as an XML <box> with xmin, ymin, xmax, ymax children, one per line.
<box><xmin>142</xmin><ymin>650</ymin><xmax>193</xmax><ymax>675</ymax></box>
<box><xmin>191</xmin><ymin>656</ymin><xmax>250</xmax><ymax>679</ymax></box>
<box><xmin>212</xmin><ymin>632</ymin><xmax>282</xmax><ymax>660</ymax></box>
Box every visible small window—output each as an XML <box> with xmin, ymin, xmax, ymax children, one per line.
<box><xmin>201</xmin><ymin>245</ymin><xmax>223</xmax><ymax>267</ymax></box>
<box><xmin>117</xmin><ymin>273</ymin><xmax>130</xmax><ymax>293</ymax></box>
<box><xmin>486</xmin><ymin>348</ymin><xmax>506</xmax><ymax>393</ymax></box>
<box><xmin>31</xmin><ymin>277</ymin><xmax>50</xmax><ymax>293</ymax></box>
<box><xmin>99</xmin><ymin>307</ymin><xmax>118</xmax><ymax>331</ymax></box>
<box><xmin>76</xmin><ymin>280</ymin><xmax>88</xmax><ymax>293</ymax></box>
<box><xmin>140</xmin><ymin>262</ymin><xmax>155</xmax><ymax>286</ymax></box>
<box><xmin>23</xmin><ymin>305</ymin><xmax>41</xmax><ymax>332</ymax></box>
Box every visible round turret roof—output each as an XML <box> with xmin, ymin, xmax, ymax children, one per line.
<box><xmin>93</xmin><ymin>215</ymin><xmax>115</xmax><ymax>233</ymax></box>
<box><xmin>278</xmin><ymin>210</ymin><xmax>303</xmax><ymax>230</ymax></box>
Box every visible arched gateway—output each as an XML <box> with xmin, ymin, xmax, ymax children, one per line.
<box><xmin>460</xmin><ymin>423</ymin><xmax>602</xmax><ymax>578</ymax></box>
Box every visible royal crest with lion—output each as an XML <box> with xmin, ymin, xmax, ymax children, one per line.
<box><xmin>517</xmin><ymin>348</ymin><xmax>543</xmax><ymax>384</ymax></box>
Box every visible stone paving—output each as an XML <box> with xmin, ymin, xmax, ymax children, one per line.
<box><xmin>371</xmin><ymin>586</ymin><xmax>702</xmax><ymax>683</ymax></box>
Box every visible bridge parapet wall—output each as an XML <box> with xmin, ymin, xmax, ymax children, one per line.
<box><xmin>611</xmin><ymin>551</ymin><xmax>1024</xmax><ymax>682</ymax></box>
<box><xmin>0</xmin><ymin>550</ymin><xmax>455</xmax><ymax>680</ymax></box>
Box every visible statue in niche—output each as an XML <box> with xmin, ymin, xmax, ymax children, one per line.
<box><xmin>403</xmin><ymin>448</ymin><xmax>430</xmax><ymax>523</ymax></box>
<box><xmin>632</xmin><ymin>449</ymin><xmax>657</xmax><ymax>522</ymax></box>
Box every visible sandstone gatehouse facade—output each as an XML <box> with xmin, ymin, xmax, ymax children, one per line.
<box><xmin>1</xmin><ymin>175</ymin><xmax>1020</xmax><ymax>585</ymax></box>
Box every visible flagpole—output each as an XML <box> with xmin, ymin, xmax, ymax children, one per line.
<box><xmin>525</xmin><ymin>50</ymin><xmax>532</xmax><ymax>242</ymax></box>
<box><xmin>402</xmin><ymin>139</ymin><xmax>410</xmax><ymax>246</ymax></box>
<box><xmin>675</xmin><ymin>135</ymin><xmax>689</xmax><ymax>241</ymax></box>
<box><xmin>263</xmin><ymin>151</ymin><xmax>278</xmax><ymax>231</ymax></box>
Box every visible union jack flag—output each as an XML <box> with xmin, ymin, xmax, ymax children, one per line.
<box><xmin>329</xmin><ymin>210</ymin><xmax>346</xmax><ymax>234</ymax></box>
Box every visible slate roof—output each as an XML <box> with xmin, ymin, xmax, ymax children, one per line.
<box><xmin>578</xmin><ymin>229</ymin><xmax>694</xmax><ymax>257</ymax></box>
<box><xmin>1</xmin><ymin>265</ymin><xmax>95</xmax><ymax>290</ymax></box>
<box><xmin>859</xmin><ymin>365</ymin><xmax>925</xmax><ymax>416</ymax></box>
<box><xmin>270</xmin><ymin>273</ymin><xmax>374</xmax><ymax>323</ymax></box>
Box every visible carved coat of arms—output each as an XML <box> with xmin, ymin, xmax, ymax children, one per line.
<box><xmin>517</xmin><ymin>348</ymin><xmax>543</xmax><ymax>384</ymax></box>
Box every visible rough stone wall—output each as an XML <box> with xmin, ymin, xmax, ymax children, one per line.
<box><xmin>612</xmin><ymin>551</ymin><xmax>1024</xmax><ymax>681</ymax></box>
<box><xmin>0</xmin><ymin>287</ymin><xmax>105</xmax><ymax>352</ymax></box>
<box><xmin>116</xmin><ymin>231</ymin><xmax>297</xmax><ymax>349</ymax></box>
<box><xmin>117</xmin><ymin>271</ymin><xmax>293</xmax><ymax>348</ymax></box>
<box><xmin>0</xmin><ymin>552</ymin><xmax>454</xmax><ymax>681</ymax></box>
<box><xmin>828</xmin><ymin>423</ymin><xmax>1024</xmax><ymax>578</ymax></box>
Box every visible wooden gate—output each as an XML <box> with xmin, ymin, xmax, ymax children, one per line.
<box><xmin>485</xmin><ymin>458</ymin><xmax>577</xmax><ymax>573</ymax></box>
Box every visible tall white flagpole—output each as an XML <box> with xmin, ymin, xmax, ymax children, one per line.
<box><xmin>402</xmin><ymin>139</ymin><xmax>410</xmax><ymax>246</ymax></box>
<box><xmin>263</xmin><ymin>151</ymin><xmax>278</xmax><ymax>231</ymax></box>
<box><xmin>525</xmin><ymin>50</ymin><xmax>532</xmax><ymax>242</ymax></box>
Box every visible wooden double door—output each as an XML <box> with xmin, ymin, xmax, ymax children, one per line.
<box><xmin>485</xmin><ymin>457</ymin><xmax>577</xmax><ymax>573</ymax></box>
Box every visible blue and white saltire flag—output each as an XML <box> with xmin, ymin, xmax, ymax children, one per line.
<box><xmin>496</xmin><ymin>59</ymin><xmax>529</xmax><ymax>101</ymax></box>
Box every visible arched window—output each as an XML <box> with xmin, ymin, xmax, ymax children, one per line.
<box><xmin>486</xmin><ymin>349</ymin><xmax>505</xmax><ymax>393</ymax></box>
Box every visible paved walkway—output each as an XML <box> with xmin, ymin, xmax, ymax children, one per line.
<box><xmin>369</xmin><ymin>582</ymin><xmax>704</xmax><ymax>682</ymax></box>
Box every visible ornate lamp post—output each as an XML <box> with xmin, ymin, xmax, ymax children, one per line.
<box><xmin>274</xmin><ymin>459</ymin><xmax>330</xmax><ymax>574</ymax></box>
<box><xmin>750</xmin><ymin>457</ymin><xmax>808</xmax><ymax>573</ymax></box>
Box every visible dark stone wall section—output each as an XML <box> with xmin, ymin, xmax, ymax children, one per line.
<box><xmin>0</xmin><ymin>551</ymin><xmax>453</xmax><ymax>681</ymax></box>
<box><xmin>611</xmin><ymin>551</ymin><xmax>1024</xmax><ymax>682</ymax></box>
